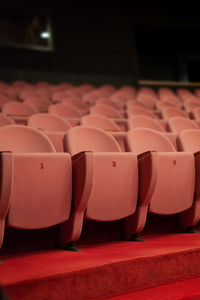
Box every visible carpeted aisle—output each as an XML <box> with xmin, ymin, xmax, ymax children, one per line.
<box><xmin>1</xmin><ymin>233</ymin><xmax>200</xmax><ymax>299</ymax></box>
<box><xmin>106</xmin><ymin>277</ymin><xmax>200</xmax><ymax>300</ymax></box>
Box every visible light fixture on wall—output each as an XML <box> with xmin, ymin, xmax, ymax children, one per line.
<box><xmin>40</xmin><ymin>32</ymin><xmax>50</xmax><ymax>39</ymax></box>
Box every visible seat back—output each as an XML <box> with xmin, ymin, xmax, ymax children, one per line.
<box><xmin>2</xmin><ymin>101</ymin><xmax>37</xmax><ymax>116</ymax></box>
<box><xmin>90</xmin><ymin>104</ymin><xmax>122</xmax><ymax>118</ymax></box>
<box><xmin>28</xmin><ymin>113</ymin><xmax>72</xmax><ymax>132</ymax></box>
<box><xmin>125</xmin><ymin>128</ymin><xmax>176</xmax><ymax>154</ymax></box>
<box><xmin>168</xmin><ymin>116</ymin><xmax>199</xmax><ymax>134</ymax></box>
<box><xmin>178</xmin><ymin>129</ymin><xmax>200</xmax><ymax>152</ymax></box>
<box><xmin>61</xmin><ymin>97</ymin><xmax>88</xmax><ymax>112</ymax></box>
<box><xmin>156</xmin><ymin>100</ymin><xmax>177</xmax><ymax>111</ymax></box>
<box><xmin>0</xmin><ymin>95</ymin><xmax>12</xmax><ymax>109</ymax></box>
<box><xmin>192</xmin><ymin>107</ymin><xmax>200</xmax><ymax>120</ymax></box>
<box><xmin>96</xmin><ymin>98</ymin><xmax>120</xmax><ymax>110</ymax></box>
<box><xmin>137</xmin><ymin>95</ymin><xmax>157</xmax><ymax>109</ymax></box>
<box><xmin>159</xmin><ymin>95</ymin><xmax>182</xmax><ymax>107</ymax></box>
<box><xmin>0</xmin><ymin>125</ymin><xmax>55</xmax><ymax>153</ymax></box>
<box><xmin>184</xmin><ymin>101</ymin><xmax>200</xmax><ymax>113</ymax></box>
<box><xmin>162</xmin><ymin>107</ymin><xmax>188</xmax><ymax>120</ymax></box>
<box><xmin>65</xmin><ymin>125</ymin><xmax>122</xmax><ymax>156</ymax></box>
<box><xmin>127</xmin><ymin>106</ymin><xmax>156</xmax><ymax>118</ymax></box>
<box><xmin>24</xmin><ymin>96</ymin><xmax>49</xmax><ymax>111</ymax></box>
<box><xmin>128</xmin><ymin>115</ymin><xmax>164</xmax><ymax>132</ymax></box>
<box><xmin>48</xmin><ymin>103</ymin><xmax>82</xmax><ymax>117</ymax></box>
<box><xmin>0</xmin><ymin>113</ymin><xmax>15</xmax><ymax>126</ymax></box>
<box><xmin>81</xmin><ymin>114</ymin><xmax>120</xmax><ymax>131</ymax></box>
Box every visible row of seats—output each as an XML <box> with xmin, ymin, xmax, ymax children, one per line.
<box><xmin>0</xmin><ymin>81</ymin><xmax>200</xmax><ymax>250</ymax></box>
<box><xmin>0</xmin><ymin>112</ymin><xmax>195</xmax><ymax>152</ymax></box>
<box><xmin>0</xmin><ymin>122</ymin><xmax>200</xmax><ymax>249</ymax></box>
<box><xmin>2</xmin><ymin>95</ymin><xmax>200</xmax><ymax>120</ymax></box>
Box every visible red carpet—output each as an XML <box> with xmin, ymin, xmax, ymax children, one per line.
<box><xmin>1</xmin><ymin>232</ymin><xmax>200</xmax><ymax>300</ymax></box>
<box><xmin>107</xmin><ymin>277</ymin><xmax>200</xmax><ymax>300</ymax></box>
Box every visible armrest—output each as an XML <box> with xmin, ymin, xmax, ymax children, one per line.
<box><xmin>194</xmin><ymin>151</ymin><xmax>200</xmax><ymax>202</ymax></box>
<box><xmin>0</xmin><ymin>152</ymin><xmax>13</xmax><ymax>248</ymax></box>
<box><xmin>71</xmin><ymin>151</ymin><xmax>94</xmax><ymax>212</ymax></box>
<box><xmin>138</xmin><ymin>151</ymin><xmax>158</xmax><ymax>207</ymax></box>
<box><xmin>0</xmin><ymin>152</ymin><xmax>13</xmax><ymax>221</ymax></box>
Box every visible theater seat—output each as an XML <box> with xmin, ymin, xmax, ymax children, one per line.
<box><xmin>28</xmin><ymin>113</ymin><xmax>72</xmax><ymax>151</ymax></box>
<box><xmin>24</xmin><ymin>96</ymin><xmax>50</xmax><ymax>112</ymax></box>
<box><xmin>137</xmin><ymin>95</ymin><xmax>157</xmax><ymax>110</ymax></box>
<box><xmin>60</xmin><ymin>125</ymin><xmax>138</xmax><ymax>244</ymax></box>
<box><xmin>178</xmin><ymin>129</ymin><xmax>200</xmax><ymax>228</ymax></box>
<box><xmin>184</xmin><ymin>100</ymin><xmax>200</xmax><ymax>113</ymax></box>
<box><xmin>127</xmin><ymin>115</ymin><xmax>165</xmax><ymax>132</ymax></box>
<box><xmin>90</xmin><ymin>104</ymin><xmax>123</xmax><ymax>118</ymax></box>
<box><xmin>0</xmin><ymin>125</ymin><xmax>72</xmax><ymax>248</ymax></box>
<box><xmin>28</xmin><ymin>113</ymin><xmax>72</xmax><ymax>132</ymax></box>
<box><xmin>81</xmin><ymin>114</ymin><xmax>125</xmax><ymax>151</ymax></box>
<box><xmin>2</xmin><ymin>101</ymin><xmax>37</xmax><ymax>124</ymax></box>
<box><xmin>61</xmin><ymin>97</ymin><xmax>89</xmax><ymax>115</ymax></box>
<box><xmin>81</xmin><ymin>114</ymin><xmax>121</xmax><ymax>131</ymax></box>
<box><xmin>48</xmin><ymin>103</ymin><xmax>82</xmax><ymax>118</ymax></box>
<box><xmin>168</xmin><ymin>116</ymin><xmax>199</xmax><ymax>134</ymax></box>
<box><xmin>127</xmin><ymin>106</ymin><xmax>156</xmax><ymax>119</ymax></box>
<box><xmin>48</xmin><ymin>103</ymin><xmax>81</xmax><ymax>127</ymax></box>
<box><xmin>96</xmin><ymin>98</ymin><xmax>121</xmax><ymax>110</ymax></box>
<box><xmin>0</xmin><ymin>113</ymin><xmax>14</xmax><ymax>126</ymax></box>
<box><xmin>191</xmin><ymin>107</ymin><xmax>200</xmax><ymax>121</ymax></box>
<box><xmin>124</xmin><ymin>128</ymin><xmax>196</xmax><ymax>235</ymax></box>
<box><xmin>161</xmin><ymin>107</ymin><xmax>189</xmax><ymax>120</ymax></box>
<box><xmin>0</xmin><ymin>95</ymin><xmax>12</xmax><ymax>110</ymax></box>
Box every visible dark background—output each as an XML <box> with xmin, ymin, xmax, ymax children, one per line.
<box><xmin>0</xmin><ymin>1</ymin><xmax>200</xmax><ymax>86</ymax></box>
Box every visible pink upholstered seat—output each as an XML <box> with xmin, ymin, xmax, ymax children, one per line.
<box><xmin>81</xmin><ymin>114</ymin><xmax>121</xmax><ymax>131</ymax></box>
<box><xmin>28</xmin><ymin>113</ymin><xmax>72</xmax><ymax>132</ymax></box>
<box><xmin>191</xmin><ymin>107</ymin><xmax>200</xmax><ymax>121</ymax></box>
<box><xmin>48</xmin><ymin>103</ymin><xmax>82</xmax><ymax>118</ymax></box>
<box><xmin>60</xmin><ymin>125</ymin><xmax>138</xmax><ymax>244</ymax></box>
<box><xmin>158</xmin><ymin>88</ymin><xmax>175</xmax><ymax>99</ymax></box>
<box><xmin>161</xmin><ymin>107</ymin><xmax>189</xmax><ymax>120</ymax></box>
<box><xmin>0</xmin><ymin>125</ymin><xmax>72</xmax><ymax>248</ymax></box>
<box><xmin>159</xmin><ymin>95</ymin><xmax>182</xmax><ymax>108</ymax></box>
<box><xmin>28</xmin><ymin>113</ymin><xmax>72</xmax><ymax>151</ymax></box>
<box><xmin>195</xmin><ymin>89</ymin><xmax>200</xmax><ymax>97</ymax></box>
<box><xmin>0</xmin><ymin>95</ymin><xmax>12</xmax><ymax>110</ymax></box>
<box><xmin>90</xmin><ymin>104</ymin><xmax>123</xmax><ymax>118</ymax></box>
<box><xmin>82</xmin><ymin>93</ymin><xmax>100</xmax><ymax>106</ymax></box>
<box><xmin>6</xmin><ymin>87</ymin><xmax>21</xmax><ymax>100</ymax></box>
<box><xmin>126</xmin><ymin>100</ymin><xmax>148</xmax><ymax>110</ymax></box>
<box><xmin>24</xmin><ymin>96</ymin><xmax>50</xmax><ymax>112</ymax></box>
<box><xmin>184</xmin><ymin>100</ymin><xmax>200</xmax><ymax>113</ymax></box>
<box><xmin>156</xmin><ymin>100</ymin><xmax>177</xmax><ymax>111</ymax></box>
<box><xmin>137</xmin><ymin>95</ymin><xmax>157</xmax><ymax>110</ymax></box>
<box><xmin>177</xmin><ymin>129</ymin><xmax>200</xmax><ymax>228</ymax></box>
<box><xmin>96</xmin><ymin>98</ymin><xmax>121</xmax><ymax>110</ymax></box>
<box><xmin>178</xmin><ymin>129</ymin><xmax>200</xmax><ymax>153</ymax></box>
<box><xmin>124</xmin><ymin>128</ymin><xmax>196</xmax><ymax>234</ymax></box>
<box><xmin>168</xmin><ymin>116</ymin><xmax>199</xmax><ymax>134</ymax></box>
<box><xmin>128</xmin><ymin>115</ymin><xmax>164</xmax><ymax>132</ymax></box>
<box><xmin>2</xmin><ymin>101</ymin><xmax>37</xmax><ymax>124</ymax></box>
<box><xmin>19</xmin><ymin>89</ymin><xmax>37</xmax><ymax>101</ymax></box>
<box><xmin>81</xmin><ymin>115</ymin><xmax>125</xmax><ymax>150</ymax></box>
<box><xmin>0</xmin><ymin>113</ymin><xmax>14</xmax><ymax>126</ymax></box>
<box><xmin>2</xmin><ymin>101</ymin><xmax>37</xmax><ymax>116</ymax></box>
<box><xmin>61</xmin><ymin>97</ymin><xmax>89</xmax><ymax>115</ymax></box>
<box><xmin>127</xmin><ymin>106</ymin><xmax>156</xmax><ymax>119</ymax></box>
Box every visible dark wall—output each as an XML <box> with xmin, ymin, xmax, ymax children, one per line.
<box><xmin>0</xmin><ymin>1</ymin><xmax>200</xmax><ymax>85</ymax></box>
<box><xmin>0</xmin><ymin>1</ymin><xmax>137</xmax><ymax>86</ymax></box>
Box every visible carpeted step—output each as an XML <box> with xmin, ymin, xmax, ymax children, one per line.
<box><xmin>105</xmin><ymin>277</ymin><xmax>200</xmax><ymax>300</ymax></box>
<box><xmin>1</xmin><ymin>233</ymin><xmax>200</xmax><ymax>300</ymax></box>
